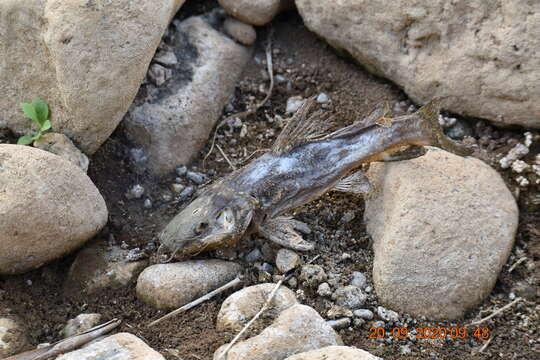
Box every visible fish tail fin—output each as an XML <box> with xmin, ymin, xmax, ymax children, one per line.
<box><xmin>415</xmin><ymin>99</ymin><xmax>473</xmax><ymax>156</ymax></box>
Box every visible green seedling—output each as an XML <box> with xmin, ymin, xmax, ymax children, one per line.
<box><xmin>17</xmin><ymin>99</ymin><xmax>52</xmax><ymax>145</ymax></box>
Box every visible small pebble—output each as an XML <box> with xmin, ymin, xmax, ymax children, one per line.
<box><xmin>274</xmin><ymin>74</ymin><xmax>287</xmax><ymax>84</ymax></box>
<box><xmin>244</xmin><ymin>248</ymin><xmax>262</xmax><ymax>263</ymax></box>
<box><xmin>275</xmin><ymin>248</ymin><xmax>301</xmax><ymax>273</ymax></box>
<box><xmin>332</xmin><ymin>285</ymin><xmax>367</xmax><ymax>309</ymax></box>
<box><xmin>186</xmin><ymin>171</ymin><xmax>206</xmax><ymax>185</ymax></box>
<box><xmin>175</xmin><ymin>166</ymin><xmax>187</xmax><ymax>176</ymax></box>
<box><xmin>255</xmin><ymin>262</ymin><xmax>273</xmax><ymax>273</ymax></box>
<box><xmin>148</xmin><ymin>63</ymin><xmax>171</xmax><ymax>87</ymax></box>
<box><xmin>178</xmin><ymin>186</ymin><xmax>195</xmax><ymax>200</ymax></box>
<box><xmin>372</xmin><ymin>320</ymin><xmax>385</xmax><ymax>328</ymax></box>
<box><xmin>153</xmin><ymin>49</ymin><xmax>178</xmax><ymax>67</ymax></box>
<box><xmin>353</xmin><ymin>318</ymin><xmax>365</xmax><ymax>327</ymax></box>
<box><xmin>223</xmin><ymin>17</ymin><xmax>256</xmax><ymax>46</ymax></box>
<box><xmin>350</xmin><ymin>271</ymin><xmax>367</xmax><ymax>289</ymax></box>
<box><xmin>161</xmin><ymin>192</ymin><xmax>172</xmax><ymax>202</ymax></box>
<box><xmin>127</xmin><ymin>184</ymin><xmax>144</xmax><ymax>199</ymax></box>
<box><xmin>286</xmin><ymin>96</ymin><xmax>305</xmax><ymax>114</ymax></box>
<box><xmin>170</xmin><ymin>183</ymin><xmax>185</xmax><ymax>194</ymax></box>
<box><xmin>316</xmin><ymin>93</ymin><xmax>329</xmax><ymax>104</ymax></box>
<box><xmin>377</xmin><ymin>306</ymin><xmax>400</xmax><ymax>322</ymax></box>
<box><xmin>327</xmin><ymin>317</ymin><xmax>351</xmax><ymax>330</ymax></box>
<box><xmin>287</xmin><ymin>277</ymin><xmax>298</xmax><ymax>288</ymax></box>
<box><xmin>353</xmin><ymin>309</ymin><xmax>374</xmax><ymax>320</ymax></box>
<box><xmin>400</xmin><ymin>345</ymin><xmax>412</xmax><ymax>355</ymax></box>
<box><xmin>299</xmin><ymin>265</ymin><xmax>327</xmax><ymax>288</ymax></box>
<box><xmin>341</xmin><ymin>210</ymin><xmax>356</xmax><ymax>223</ymax></box>
<box><xmin>317</xmin><ymin>282</ymin><xmax>332</xmax><ymax>297</ymax></box>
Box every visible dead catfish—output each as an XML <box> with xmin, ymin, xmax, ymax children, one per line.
<box><xmin>160</xmin><ymin>99</ymin><xmax>471</xmax><ymax>256</ymax></box>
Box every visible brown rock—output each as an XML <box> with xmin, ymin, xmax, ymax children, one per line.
<box><xmin>364</xmin><ymin>148</ymin><xmax>519</xmax><ymax>320</ymax></box>
<box><xmin>285</xmin><ymin>346</ymin><xmax>381</xmax><ymax>360</ymax></box>
<box><xmin>136</xmin><ymin>260</ymin><xmax>242</xmax><ymax>309</ymax></box>
<box><xmin>57</xmin><ymin>332</ymin><xmax>164</xmax><ymax>360</ymax></box>
<box><xmin>224</xmin><ymin>17</ymin><xmax>257</xmax><ymax>46</ymax></box>
<box><xmin>214</xmin><ymin>304</ymin><xmax>341</xmax><ymax>360</ymax></box>
<box><xmin>0</xmin><ymin>145</ymin><xmax>107</xmax><ymax>274</ymax></box>
<box><xmin>296</xmin><ymin>0</ymin><xmax>540</xmax><ymax>128</ymax></box>
<box><xmin>218</xmin><ymin>0</ymin><xmax>294</xmax><ymax>26</ymax></box>
<box><xmin>0</xmin><ymin>0</ymin><xmax>186</xmax><ymax>154</ymax></box>
<box><xmin>125</xmin><ymin>16</ymin><xmax>250</xmax><ymax>174</ymax></box>
<box><xmin>217</xmin><ymin>283</ymin><xmax>297</xmax><ymax>331</ymax></box>
<box><xmin>65</xmin><ymin>245</ymin><xmax>147</xmax><ymax>295</ymax></box>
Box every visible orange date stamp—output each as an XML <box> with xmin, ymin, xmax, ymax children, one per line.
<box><xmin>369</xmin><ymin>327</ymin><xmax>490</xmax><ymax>340</ymax></box>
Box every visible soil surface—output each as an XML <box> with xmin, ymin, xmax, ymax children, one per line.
<box><xmin>1</xmin><ymin>2</ymin><xmax>538</xmax><ymax>359</ymax></box>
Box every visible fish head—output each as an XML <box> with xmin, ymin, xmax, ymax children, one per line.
<box><xmin>159</xmin><ymin>184</ymin><xmax>258</xmax><ymax>257</ymax></box>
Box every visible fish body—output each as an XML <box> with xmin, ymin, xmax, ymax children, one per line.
<box><xmin>160</xmin><ymin>99</ymin><xmax>470</xmax><ymax>256</ymax></box>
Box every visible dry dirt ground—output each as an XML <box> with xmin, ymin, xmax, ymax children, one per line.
<box><xmin>1</xmin><ymin>2</ymin><xmax>538</xmax><ymax>359</ymax></box>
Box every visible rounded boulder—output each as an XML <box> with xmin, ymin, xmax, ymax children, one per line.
<box><xmin>0</xmin><ymin>145</ymin><xmax>108</xmax><ymax>274</ymax></box>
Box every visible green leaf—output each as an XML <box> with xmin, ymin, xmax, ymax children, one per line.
<box><xmin>31</xmin><ymin>131</ymin><xmax>42</xmax><ymax>141</ymax></box>
<box><xmin>22</xmin><ymin>103</ymin><xmax>38</xmax><ymax>123</ymax></box>
<box><xmin>17</xmin><ymin>136</ymin><xmax>33</xmax><ymax>145</ymax></box>
<box><xmin>33</xmin><ymin>99</ymin><xmax>49</xmax><ymax>125</ymax></box>
<box><xmin>41</xmin><ymin>120</ymin><xmax>51</xmax><ymax>131</ymax></box>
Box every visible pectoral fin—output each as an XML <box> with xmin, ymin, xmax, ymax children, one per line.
<box><xmin>258</xmin><ymin>216</ymin><xmax>314</xmax><ymax>251</ymax></box>
<box><xmin>334</xmin><ymin>170</ymin><xmax>372</xmax><ymax>195</ymax></box>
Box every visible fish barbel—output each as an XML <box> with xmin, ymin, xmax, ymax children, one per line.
<box><xmin>160</xmin><ymin>99</ymin><xmax>471</xmax><ymax>256</ymax></box>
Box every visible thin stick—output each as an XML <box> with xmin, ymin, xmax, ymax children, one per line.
<box><xmin>6</xmin><ymin>319</ymin><xmax>121</xmax><ymax>360</ymax></box>
<box><xmin>203</xmin><ymin>29</ymin><xmax>275</xmax><ymax>169</ymax></box>
<box><xmin>467</xmin><ymin>298</ymin><xmax>522</xmax><ymax>327</ymax></box>
<box><xmin>478</xmin><ymin>335</ymin><xmax>494</xmax><ymax>353</ymax></box>
<box><xmin>216</xmin><ymin>255</ymin><xmax>320</xmax><ymax>360</ymax></box>
<box><xmin>508</xmin><ymin>257</ymin><xmax>527</xmax><ymax>273</ymax></box>
<box><xmin>148</xmin><ymin>276</ymin><xmax>243</xmax><ymax>327</ymax></box>
<box><xmin>217</xmin><ymin>144</ymin><xmax>237</xmax><ymax>171</ymax></box>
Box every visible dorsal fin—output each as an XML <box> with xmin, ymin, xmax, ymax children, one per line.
<box><xmin>361</xmin><ymin>102</ymin><xmax>391</xmax><ymax>126</ymax></box>
<box><xmin>272</xmin><ymin>98</ymin><xmax>334</xmax><ymax>154</ymax></box>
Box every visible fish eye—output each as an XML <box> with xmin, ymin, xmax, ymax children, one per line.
<box><xmin>194</xmin><ymin>221</ymin><xmax>208</xmax><ymax>235</ymax></box>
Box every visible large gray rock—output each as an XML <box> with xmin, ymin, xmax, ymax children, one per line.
<box><xmin>214</xmin><ymin>304</ymin><xmax>341</xmax><ymax>360</ymax></box>
<box><xmin>0</xmin><ymin>145</ymin><xmax>108</xmax><ymax>274</ymax></box>
<box><xmin>218</xmin><ymin>0</ymin><xmax>294</xmax><ymax>26</ymax></box>
<box><xmin>285</xmin><ymin>346</ymin><xmax>381</xmax><ymax>360</ymax></box>
<box><xmin>217</xmin><ymin>283</ymin><xmax>298</xmax><ymax>331</ymax></box>
<box><xmin>364</xmin><ymin>148</ymin><xmax>519</xmax><ymax>320</ymax></box>
<box><xmin>125</xmin><ymin>15</ymin><xmax>251</xmax><ymax>175</ymax></box>
<box><xmin>0</xmin><ymin>0</ymin><xmax>186</xmax><ymax>154</ymax></box>
<box><xmin>136</xmin><ymin>260</ymin><xmax>242</xmax><ymax>309</ymax></box>
<box><xmin>296</xmin><ymin>0</ymin><xmax>540</xmax><ymax>128</ymax></box>
<box><xmin>57</xmin><ymin>333</ymin><xmax>164</xmax><ymax>360</ymax></box>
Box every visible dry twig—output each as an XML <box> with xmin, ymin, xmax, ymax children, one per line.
<box><xmin>508</xmin><ymin>257</ymin><xmax>527</xmax><ymax>273</ymax></box>
<box><xmin>203</xmin><ymin>29</ymin><xmax>275</xmax><ymax>168</ymax></box>
<box><xmin>216</xmin><ymin>255</ymin><xmax>320</xmax><ymax>360</ymax></box>
<box><xmin>478</xmin><ymin>335</ymin><xmax>494</xmax><ymax>353</ymax></box>
<box><xmin>467</xmin><ymin>297</ymin><xmax>522</xmax><ymax>327</ymax></box>
<box><xmin>217</xmin><ymin>144</ymin><xmax>237</xmax><ymax>171</ymax></box>
<box><xmin>148</xmin><ymin>276</ymin><xmax>243</xmax><ymax>327</ymax></box>
<box><xmin>6</xmin><ymin>319</ymin><xmax>121</xmax><ymax>360</ymax></box>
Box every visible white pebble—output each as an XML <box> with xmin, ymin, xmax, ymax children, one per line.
<box><xmin>286</xmin><ymin>96</ymin><xmax>305</xmax><ymax>114</ymax></box>
<box><xmin>316</xmin><ymin>93</ymin><xmax>330</xmax><ymax>104</ymax></box>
